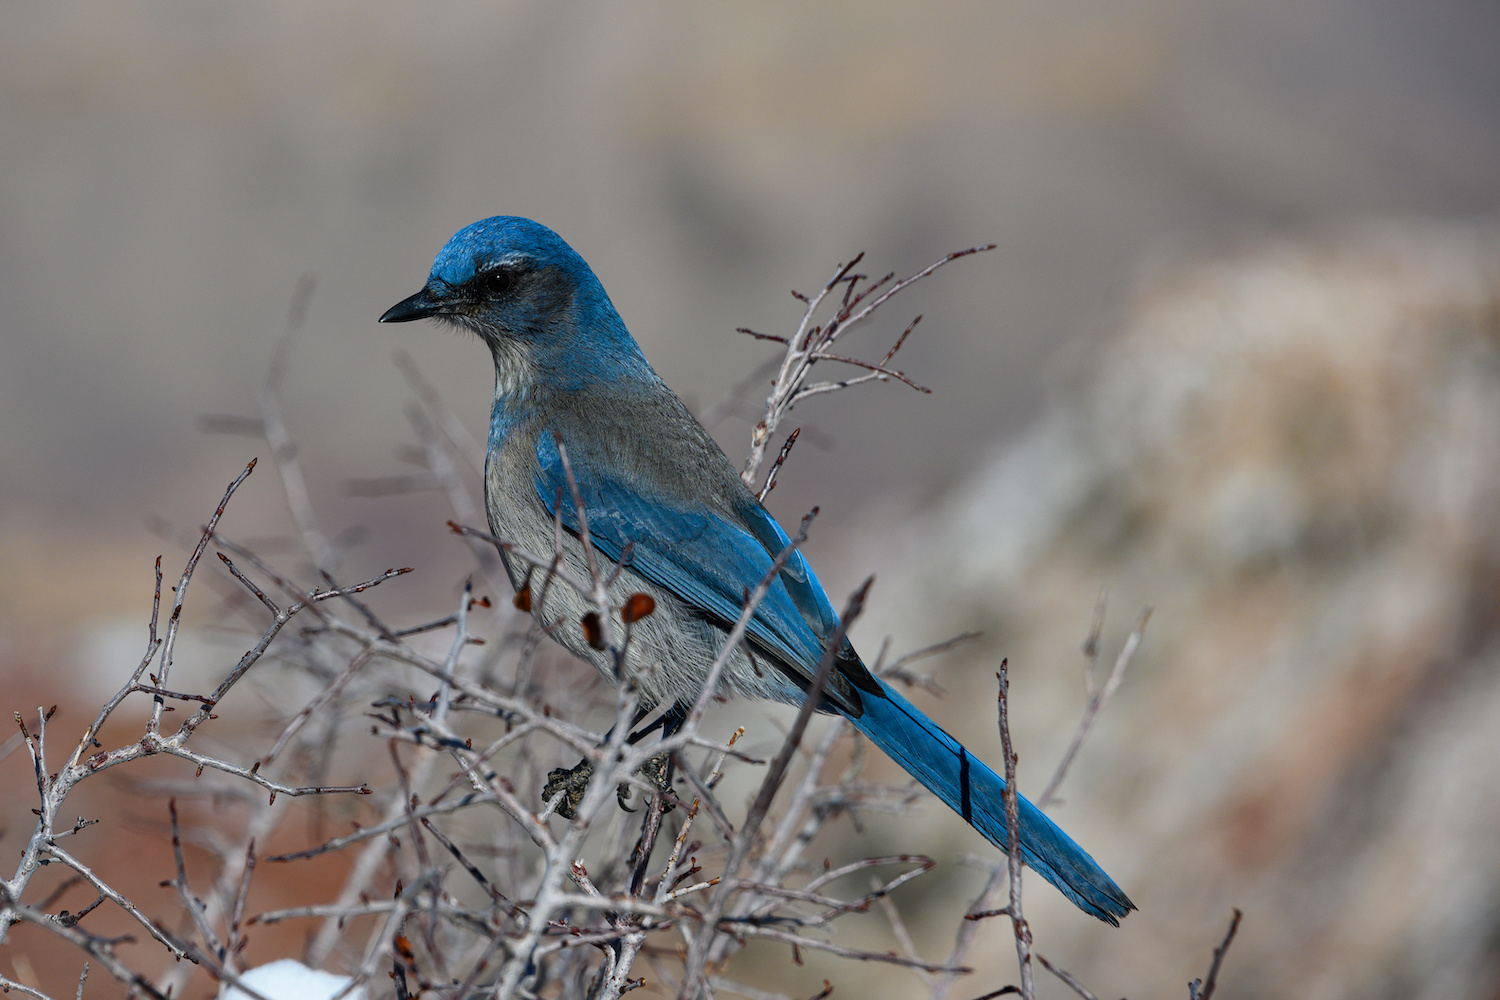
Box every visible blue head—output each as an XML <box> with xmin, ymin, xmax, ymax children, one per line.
<box><xmin>380</xmin><ymin>217</ymin><xmax>651</xmax><ymax>392</ymax></box>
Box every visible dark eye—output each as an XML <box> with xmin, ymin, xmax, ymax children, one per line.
<box><xmin>475</xmin><ymin>267</ymin><xmax>514</xmax><ymax>298</ymax></box>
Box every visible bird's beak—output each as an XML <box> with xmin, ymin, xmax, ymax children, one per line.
<box><xmin>379</xmin><ymin>287</ymin><xmax>444</xmax><ymax>323</ymax></box>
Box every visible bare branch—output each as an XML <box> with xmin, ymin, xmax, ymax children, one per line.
<box><xmin>1036</xmin><ymin>607</ymin><xmax>1150</xmax><ymax>810</ymax></box>
<box><xmin>757</xmin><ymin>428</ymin><xmax>801</xmax><ymax>503</ymax></box>
<box><xmin>996</xmin><ymin>660</ymin><xmax>1034</xmax><ymax>1000</ymax></box>
<box><xmin>679</xmin><ymin>577</ymin><xmax>873</xmax><ymax>999</ymax></box>
<box><xmin>740</xmin><ymin>245</ymin><xmax>993</xmax><ymax>485</ymax></box>
<box><xmin>151</xmin><ymin>459</ymin><xmax>258</xmax><ymax>734</ymax></box>
<box><xmin>1188</xmin><ymin>909</ymin><xmax>1244</xmax><ymax>1000</ymax></box>
<box><xmin>1036</xmin><ymin>954</ymin><xmax>1102</xmax><ymax>1000</ymax></box>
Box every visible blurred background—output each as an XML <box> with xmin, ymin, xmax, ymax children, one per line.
<box><xmin>2</xmin><ymin>2</ymin><xmax>1499</xmax><ymax>998</ymax></box>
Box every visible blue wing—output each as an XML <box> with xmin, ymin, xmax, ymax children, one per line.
<box><xmin>533</xmin><ymin>435</ymin><xmax>1134</xmax><ymax>923</ymax></box>
<box><xmin>534</xmin><ymin>434</ymin><xmax>837</xmax><ymax>688</ymax></box>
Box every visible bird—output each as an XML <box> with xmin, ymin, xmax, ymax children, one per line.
<box><xmin>380</xmin><ymin>216</ymin><xmax>1134</xmax><ymax>924</ymax></box>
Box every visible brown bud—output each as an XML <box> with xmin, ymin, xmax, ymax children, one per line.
<box><xmin>580</xmin><ymin>612</ymin><xmax>605</xmax><ymax>650</ymax></box>
<box><xmin>621</xmin><ymin>593</ymin><xmax>656</xmax><ymax>623</ymax></box>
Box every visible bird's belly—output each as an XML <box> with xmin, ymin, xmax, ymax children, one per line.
<box><xmin>483</xmin><ymin>454</ymin><xmax>803</xmax><ymax>711</ymax></box>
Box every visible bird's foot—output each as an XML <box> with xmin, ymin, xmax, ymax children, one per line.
<box><xmin>617</xmin><ymin>752</ymin><xmax>676</xmax><ymax>814</ymax></box>
<box><xmin>542</xmin><ymin>759</ymin><xmax>594</xmax><ymax>820</ymax></box>
<box><xmin>542</xmin><ymin>753</ymin><xmax>675</xmax><ymax>820</ymax></box>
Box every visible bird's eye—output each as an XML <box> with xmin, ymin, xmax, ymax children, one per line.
<box><xmin>476</xmin><ymin>268</ymin><xmax>514</xmax><ymax>298</ymax></box>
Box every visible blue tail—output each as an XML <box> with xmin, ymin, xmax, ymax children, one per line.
<box><xmin>844</xmin><ymin>678</ymin><xmax>1134</xmax><ymax>924</ymax></box>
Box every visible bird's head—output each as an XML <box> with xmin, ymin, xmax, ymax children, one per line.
<box><xmin>380</xmin><ymin>216</ymin><xmax>649</xmax><ymax>391</ymax></box>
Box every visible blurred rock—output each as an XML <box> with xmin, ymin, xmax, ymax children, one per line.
<box><xmin>887</xmin><ymin>220</ymin><xmax>1500</xmax><ymax>998</ymax></box>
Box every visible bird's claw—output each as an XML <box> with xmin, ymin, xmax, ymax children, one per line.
<box><xmin>619</xmin><ymin>752</ymin><xmax>675</xmax><ymax>814</ymax></box>
<box><xmin>542</xmin><ymin>753</ymin><xmax>675</xmax><ymax>820</ymax></box>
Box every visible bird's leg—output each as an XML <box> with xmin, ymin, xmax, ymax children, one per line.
<box><xmin>620</xmin><ymin>701</ymin><xmax>686</xmax><ymax>811</ymax></box>
<box><xmin>541</xmin><ymin>702</ymin><xmax>687</xmax><ymax>819</ymax></box>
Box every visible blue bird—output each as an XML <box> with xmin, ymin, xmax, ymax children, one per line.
<box><xmin>380</xmin><ymin>217</ymin><xmax>1134</xmax><ymax>923</ymax></box>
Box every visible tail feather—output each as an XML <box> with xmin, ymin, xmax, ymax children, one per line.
<box><xmin>845</xmin><ymin>678</ymin><xmax>1134</xmax><ymax>924</ymax></box>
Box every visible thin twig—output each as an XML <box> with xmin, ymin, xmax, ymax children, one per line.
<box><xmin>996</xmin><ymin>660</ymin><xmax>1034</xmax><ymax>1000</ymax></box>
<box><xmin>1036</xmin><ymin>954</ymin><xmax>1101</xmax><ymax>1000</ymax></box>
<box><xmin>1036</xmin><ymin>608</ymin><xmax>1150</xmax><ymax>810</ymax></box>
<box><xmin>757</xmin><ymin>428</ymin><xmax>801</xmax><ymax>503</ymax></box>
<box><xmin>1188</xmin><ymin>909</ymin><xmax>1243</xmax><ymax>1000</ymax></box>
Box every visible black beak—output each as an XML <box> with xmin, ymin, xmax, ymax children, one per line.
<box><xmin>380</xmin><ymin>287</ymin><xmax>443</xmax><ymax>323</ymax></box>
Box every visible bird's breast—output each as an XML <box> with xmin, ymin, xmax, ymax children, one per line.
<box><xmin>483</xmin><ymin>425</ymin><xmax>553</xmax><ymax>580</ymax></box>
